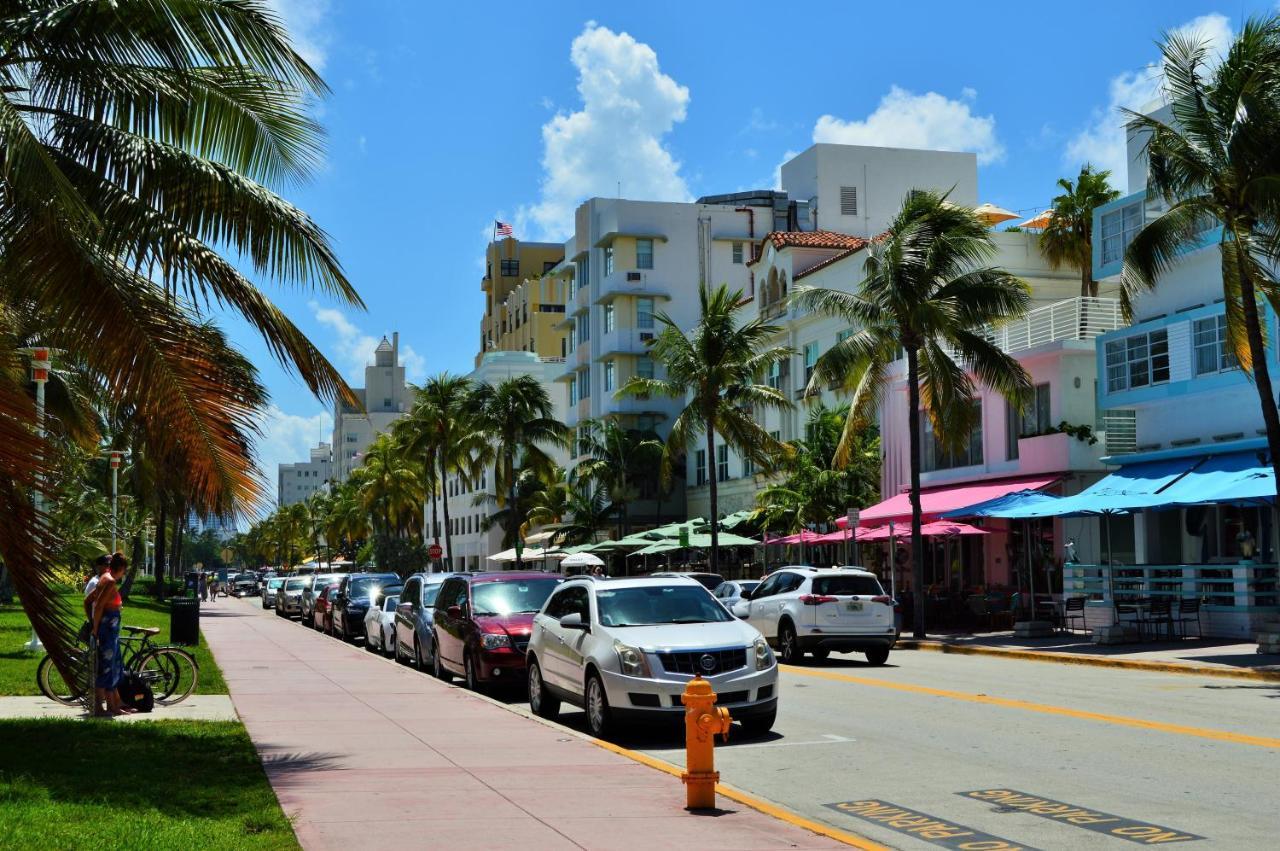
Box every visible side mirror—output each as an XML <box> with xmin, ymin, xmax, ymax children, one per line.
<box><xmin>731</xmin><ymin>602</ymin><xmax>750</xmax><ymax>619</ymax></box>
<box><xmin>446</xmin><ymin>605</ymin><xmax>462</xmax><ymax>619</ymax></box>
<box><xmin>396</xmin><ymin>602</ymin><xmax>412</xmax><ymax>617</ymax></box>
<box><xmin>739</xmin><ymin>587</ymin><xmax>754</xmax><ymax>601</ymax></box>
<box><xmin>559</xmin><ymin>612</ymin><xmax>589</xmax><ymax>631</ymax></box>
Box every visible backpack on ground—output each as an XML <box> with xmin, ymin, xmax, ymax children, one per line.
<box><xmin>118</xmin><ymin>671</ymin><xmax>154</xmax><ymax>713</ymax></box>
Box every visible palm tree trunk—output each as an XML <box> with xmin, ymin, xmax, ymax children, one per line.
<box><xmin>706</xmin><ymin>427</ymin><xmax>719</xmax><ymax>574</ymax></box>
<box><xmin>438</xmin><ymin>452</ymin><xmax>455</xmax><ymax>571</ymax></box>
<box><xmin>153</xmin><ymin>505</ymin><xmax>166</xmax><ymax>599</ymax></box>
<box><xmin>1236</xmin><ymin>270</ymin><xmax>1280</xmax><ymax>501</ymax></box>
<box><xmin>509</xmin><ymin>454</ymin><xmax>522</xmax><ymax>569</ymax></box>
<box><xmin>906</xmin><ymin>348</ymin><xmax>926</xmax><ymax>639</ymax></box>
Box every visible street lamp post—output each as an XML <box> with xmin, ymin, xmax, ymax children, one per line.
<box><xmin>108</xmin><ymin>451</ymin><xmax>126</xmax><ymax>552</ymax></box>
<box><xmin>20</xmin><ymin>347</ymin><xmax>52</xmax><ymax>652</ymax></box>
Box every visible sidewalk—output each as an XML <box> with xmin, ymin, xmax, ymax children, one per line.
<box><xmin>0</xmin><ymin>694</ymin><xmax>237</xmax><ymax>721</ymax></box>
<box><xmin>200</xmin><ymin>600</ymin><xmax>852</xmax><ymax>851</ymax></box>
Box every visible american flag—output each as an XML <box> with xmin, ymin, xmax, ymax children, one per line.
<box><xmin>494</xmin><ymin>220</ymin><xmax>514</xmax><ymax>238</ymax></box>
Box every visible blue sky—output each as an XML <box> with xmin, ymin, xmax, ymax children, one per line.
<box><xmin>244</xmin><ymin>0</ymin><xmax>1273</xmax><ymax>496</ymax></box>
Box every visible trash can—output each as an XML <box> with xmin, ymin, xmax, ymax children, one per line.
<box><xmin>170</xmin><ymin>597</ymin><xmax>200</xmax><ymax>647</ymax></box>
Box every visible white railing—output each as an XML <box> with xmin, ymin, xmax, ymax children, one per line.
<box><xmin>987</xmin><ymin>297</ymin><xmax>1122</xmax><ymax>353</ymax></box>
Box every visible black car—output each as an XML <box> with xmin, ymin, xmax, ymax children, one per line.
<box><xmin>332</xmin><ymin>572</ymin><xmax>401</xmax><ymax>642</ymax></box>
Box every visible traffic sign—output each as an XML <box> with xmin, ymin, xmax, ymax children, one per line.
<box><xmin>427</xmin><ymin>543</ymin><xmax>443</xmax><ymax>560</ymax></box>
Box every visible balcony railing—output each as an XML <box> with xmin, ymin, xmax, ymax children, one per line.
<box><xmin>1063</xmin><ymin>561</ymin><xmax>1278</xmax><ymax>608</ymax></box>
<box><xmin>986</xmin><ymin>297</ymin><xmax>1121</xmax><ymax>352</ymax></box>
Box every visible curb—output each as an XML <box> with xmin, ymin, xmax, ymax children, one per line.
<box><xmin>896</xmin><ymin>639</ymin><xmax>1280</xmax><ymax>682</ymax></box>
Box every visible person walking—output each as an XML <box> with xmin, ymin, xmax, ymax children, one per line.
<box><xmin>198</xmin><ymin>571</ymin><xmax>208</xmax><ymax>602</ymax></box>
<box><xmin>90</xmin><ymin>553</ymin><xmax>131</xmax><ymax>717</ymax></box>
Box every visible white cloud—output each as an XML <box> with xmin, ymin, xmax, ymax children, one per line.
<box><xmin>812</xmin><ymin>86</ymin><xmax>1005</xmax><ymax>165</ymax></box>
<box><xmin>519</xmin><ymin>22</ymin><xmax>692</xmax><ymax>241</ymax></box>
<box><xmin>256</xmin><ymin>405</ymin><xmax>333</xmax><ymax>503</ymax></box>
<box><xmin>1065</xmin><ymin>13</ymin><xmax>1232</xmax><ymax>181</ymax></box>
<box><xmin>310</xmin><ymin>302</ymin><xmax>427</xmax><ymax>384</ymax></box>
<box><xmin>264</xmin><ymin>0</ymin><xmax>332</xmax><ymax>71</ymax></box>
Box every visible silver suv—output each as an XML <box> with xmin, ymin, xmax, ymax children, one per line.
<box><xmin>731</xmin><ymin>567</ymin><xmax>896</xmax><ymax>665</ymax></box>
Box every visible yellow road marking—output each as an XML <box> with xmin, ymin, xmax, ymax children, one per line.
<box><xmin>588</xmin><ymin>736</ymin><xmax>891</xmax><ymax>850</ymax></box>
<box><xmin>781</xmin><ymin>665</ymin><xmax>1280</xmax><ymax>750</ymax></box>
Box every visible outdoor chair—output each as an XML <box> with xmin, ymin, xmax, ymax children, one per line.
<box><xmin>1176</xmin><ymin>598</ymin><xmax>1203</xmax><ymax>639</ymax></box>
<box><xmin>1063</xmin><ymin>596</ymin><xmax>1087</xmax><ymax>635</ymax></box>
<box><xmin>967</xmin><ymin>595</ymin><xmax>992</xmax><ymax>631</ymax></box>
<box><xmin>1114</xmin><ymin>602</ymin><xmax>1141</xmax><ymax>637</ymax></box>
<box><xmin>1139</xmin><ymin>598</ymin><xmax>1175</xmax><ymax>641</ymax></box>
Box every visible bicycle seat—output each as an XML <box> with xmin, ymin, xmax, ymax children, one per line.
<box><xmin>122</xmin><ymin>626</ymin><xmax>161</xmax><ymax>636</ymax></box>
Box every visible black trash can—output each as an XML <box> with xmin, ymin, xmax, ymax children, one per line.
<box><xmin>170</xmin><ymin>597</ymin><xmax>200</xmax><ymax>647</ymax></box>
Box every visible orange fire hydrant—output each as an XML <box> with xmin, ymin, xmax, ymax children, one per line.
<box><xmin>680</xmin><ymin>674</ymin><xmax>732</xmax><ymax>809</ymax></box>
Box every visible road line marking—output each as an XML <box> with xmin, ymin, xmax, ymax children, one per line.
<box><xmin>648</xmin><ymin>734</ymin><xmax>856</xmax><ymax>752</ymax></box>
<box><xmin>781</xmin><ymin>665</ymin><xmax>1280</xmax><ymax>750</ymax></box>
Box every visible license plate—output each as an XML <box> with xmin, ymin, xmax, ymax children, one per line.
<box><xmin>846</xmin><ymin>601</ymin><xmax>862</xmax><ymax>612</ymax></box>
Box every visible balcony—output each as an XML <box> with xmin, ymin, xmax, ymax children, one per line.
<box><xmin>989</xmin><ymin>297</ymin><xmax>1121</xmax><ymax>352</ymax></box>
<box><xmin>596</xmin><ymin>327</ymin><xmax>655</xmax><ymax>360</ymax></box>
<box><xmin>596</xmin><ymin>269</ymin><xmax>671</xmax><ymax>305</ymax></box>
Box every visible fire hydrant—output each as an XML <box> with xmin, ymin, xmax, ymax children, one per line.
<box><xmin>680</xmin><ymin>674</ymin><xmax>731</xmax><ymax>809</ymax></box>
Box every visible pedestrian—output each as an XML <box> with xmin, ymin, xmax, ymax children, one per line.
<box><xmin>80</xmin><ymin>554</ymin><xmax>111</xmax><ymax>642</ymax></box>
<box><xmin>198</xmin><ymin>571</ymin><xmax>208</xmax><ymax>602</ymax></box>
<box><xmin>90</xmin><ymin>552</ymin><xmax>131</xmax><ymax>717</ymax></box>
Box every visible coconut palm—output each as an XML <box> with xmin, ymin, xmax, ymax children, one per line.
<box><xmin>617</xmin><ymin>283</ymin><xmax>793</xmax><ymax>573</ymax></box>
<box><xmin>471</xmin><ymin>375</ymin><xmax>570</xmax><ymax>567</ymax></box>
<box><xmin>0</xmin><ymin>2</ymin><xmax>360</xmax><ymax>660</ymax></box>
<box><xmin>1040</xmin><ymin>165</ymin><xmax>1121</xmax><ymax>297</ymax></box>
<box><xmin>543</xmin><ymin>485</ymin><xmax>617</xmax><ymax>549</ymax></box>
<box><xmin>1122</xmin><ymin>15</ymin><xmax>1280</xmax><ymax>498</ymax></box>
<box><xmin>571</xmin><ymin>418</ymin><xmax>663</xmax><ymax>537</ymax></box>
<box><xmin>794</xmin><ymin>190</ymin><xmax>1032</xmax><ymax>637</ymax></box>
<box><xmin>356</xmin><ymin>435</ymin><xmax>423</xmax><ymax>540</ymax></box>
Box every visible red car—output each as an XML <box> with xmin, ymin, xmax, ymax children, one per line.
<box><xmin>312</xmin><ymin>583</ymin><xmax>341</xmax><ymax>634</ymax></box>
<box><xmin>431</xmin><ymin>571</ymin><xmax>562</xmax><ymax>691</ymax></box>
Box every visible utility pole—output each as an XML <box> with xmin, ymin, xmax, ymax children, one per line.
<box><xmin>19</xmin><ymin>347</ymin><xmax>52</xmax><ymax>652</ymax></box>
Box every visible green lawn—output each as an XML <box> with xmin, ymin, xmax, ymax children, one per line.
<box><xmin>0</xmin><ymin>719</ymin><xmax>297</xmax><ymax>849</ymax></box>
<box><xmin>0</xmin><ymin>584</ymin><xmax>226</xmax><ymax>697</ymax></box>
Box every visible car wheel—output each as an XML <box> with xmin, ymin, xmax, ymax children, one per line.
<box><xmin>393</xmin><ymin>633</ymin><xmax>405</xmax><ymax>664</ymax></box>
<box><xmin>413</xmin><ymin>638</ymin><xmax>423</xmax><ymax>670</ymax></box>
<box><xmin>528</xmin><ymin>660</ymin><xmax>560</xmax><ymax>720</ymax></box>
<box><xmin>365</xmin><ymin>628</ymin><xmax>377</xmax><ymax>652</ymax></box>
<box><xmin>864</xmin><ymin>647</ymin><xmax>890</xmax><ymax>666</ymax></box>
<box><xmin>432</xmin><ymin>635</ymin><xmax>452</xmax><ymax>682</ymax></box>
<box><xmin>778</xmin><ymin>622</ymin><xmax>803</xmax><ymax>664</ymax></box>
<box><xmin>384</xmin><ymin>627</ymin><xmax>396</xmax><ymax>657</ymax></box>
<box><xmin>810</xmin><ymin>649</ymin><xmax>830</xmax><ymax>663</ymax></box>
<box><xmin>464</xmin><ymin>652</ymin><xmax>482</xmax><ymax>692</ymax></box>
<box><xmin>740</xmin><ymin>707</ymin><xmax>777</xmax><ymax>738</ymax></box>
<box><xmin>585</xmin><ymin>673</ymin><xmax>612</xmax><ymax>739</ymax></box>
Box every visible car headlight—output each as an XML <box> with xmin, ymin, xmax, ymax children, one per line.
<box><xmin>753</xmin><ymin>638</ymin><xmax>775</xmax><ymax>670</ymax></box>
<box><xmin>614</xmin><ymin>641</ymin><xmax>651</xmax><ymax>677</ymax></box>
<box><xmin>481</xmin><ymin>633</ymin><xmax>511</xmax><ymax>650</ymax></box>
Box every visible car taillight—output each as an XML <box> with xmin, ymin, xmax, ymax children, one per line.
<box><xmin>871</xmin><ymin>595</ymin><xmax>892</xmax><ymax>605</ymax></box>
<box><xmin>799</xmin><ymin>594</ymin><xmax>839</xmax><ymax>605</ymax></box>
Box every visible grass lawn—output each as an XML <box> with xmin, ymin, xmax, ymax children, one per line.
<box><xmin>0</xmin><ymin>718</ymin><xmax>297</xmax><ymax>849</ymax></box>
<box><xmin>0</xmin><ymin>583</ymin><xmax>226</xmax><ymax>697</ymax></box>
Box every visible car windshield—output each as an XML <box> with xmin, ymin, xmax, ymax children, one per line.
<box><xmin>350</xmin><ymin>576</ymin><xmax>397</xmax><ymax>598</ymax></box>
<box><xmin>812</xmin><ymin>575</ymin><xmax>883</xmax><ymax>596</ymax></box>
<box><xmin>267</xmin><ymin>579</ymin><xmax>285</xmax><ymax>589</ymax></box>
<box><xmin>383</xmin><ymin>596</ymin><xmax>399</xmax><ymax>611</ymax></box>
<box><xmin>311</xmin><ymin>574</ymin><xmax>340</xmax><ymax>590</ymax></box>
<box><xmin>285</xmin><ymin>579</ymin><xmax>306</xmax><ymax>591</ymax></box>
<box><xmin>736</xmin><ymin>581</ymin><xmax>759</xmax><ymax>595</ymax></box>
<box><xmin>596</xmin><ymin>585</ymin><xmax>733</xmax><ymax>627</ymax></box>
<box><xmin>422</xmin><ymin>584</ymin><xmax>443</xmax><ymax>607</ymax></box>
<box><xmin>470</xmin><ymin>578</ymin><xmax>561</xmax><ymax>616</ymax></box>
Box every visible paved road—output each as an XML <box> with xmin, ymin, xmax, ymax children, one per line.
<box><xmin>624</xmin><ymin>652</ymin><xmax>1280</xmax><ymax>850</ymax></box>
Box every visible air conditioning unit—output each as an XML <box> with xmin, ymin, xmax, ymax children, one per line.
<box><xmin>626</xmin><ymin>272</ymin><xmax>642</xmax><ymax>282</ymax></box>
<box><xmin>639</xmin><ymin>332</ymin><xmax>654</xmax><ymax>342</ymax></box>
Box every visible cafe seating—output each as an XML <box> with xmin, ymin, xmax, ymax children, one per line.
<box><xmin>1138</xmin><ymin>598</ymin><xmax>1175</xmax><ymax>641</ymax></box>
<box><xmin>1175</xmin><ymin>598</ymin><xmax>1203</xmax><ymax>639</ymax></box>
<box><xmin>1063</xmin><ymin>596</ymin><xmax>1087</xmax><ymax>635</ymax></box>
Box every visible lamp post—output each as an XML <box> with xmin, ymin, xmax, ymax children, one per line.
<box><xmin>106</xmin><ymin>450</ymin><xmax>129</xmax><ymax>553</ymax></box>
<box><xmin>19</xmin><ymin>346</ymin><xmax>52</xmax><ymax>652</ymax></box>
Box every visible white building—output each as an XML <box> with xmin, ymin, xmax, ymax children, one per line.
<box><xmin>440</xmin><ymin>350</ymin><xmax>570</xmax><ymax>571</ymax></box>
<box><xmin>332</xmin><ymin>333</ymin><xmax>409</xmax><ymax>482</ymax></box>
<box><xmin>277</xmin><ymin>442</ymin><xmax>332</xmax><ymax>508</ymax></box>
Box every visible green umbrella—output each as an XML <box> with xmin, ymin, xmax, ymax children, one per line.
<box><xmin>632</xmin><ymin>541</ymin><xmax>683</xmax><ymax>556</ymax></box>
<box><xmin>684</xmin><ymin>532</ymin><xmax>759</xmax><ymax>548</ymax></box>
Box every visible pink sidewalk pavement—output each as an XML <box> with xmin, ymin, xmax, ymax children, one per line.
<box><xmin>201</xmin><ymin>599</ymin><xmax>849</xmax><ymax>850</ymax></box>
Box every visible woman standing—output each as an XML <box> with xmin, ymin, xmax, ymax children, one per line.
<box><xmin>90</xmin><ymin>553</ymin><xmax>131</xmax><ymax>717</ymax></box>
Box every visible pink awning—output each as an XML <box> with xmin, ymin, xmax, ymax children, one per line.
<box><xmin>838</xmin><ymin>476</ymin><xmax>1060</xmax><ymax>528</ymax></box>
<box><xmin>858</xmin><ymin>520</ymin><xmax>989</xmax><ymax>541</ymax></box>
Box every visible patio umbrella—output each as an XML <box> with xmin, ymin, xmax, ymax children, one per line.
<box><xmin>973</xmin><ymin>202</ymin><xmax>1019</xmax><ymax>226</ymax></box>
<box><xmin>859</xmin><ymin>521</ymin><xmax>987</xmax><ymax>540</ymax></box>
<box><xmin>560</xmin><ymin>551</ymin><xmax>605</xmax><ymax>569</ymax></box>
<box><xmin>1016</xmin><ymin>209</ymin><xmax>1054</xmax><ymax>230</ymax></box>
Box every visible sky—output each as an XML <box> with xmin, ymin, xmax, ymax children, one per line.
<box><xmin>240</xmin><ymin>0</ymin><xmax>1272</xmax><ymax>499</ymax></box>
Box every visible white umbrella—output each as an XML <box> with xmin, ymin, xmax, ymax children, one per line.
<box><xmin>486</xmin><ymin>546</ymin><xmax>566</xmax><ymax>563</ymax></box>
<box><xmin>560</xmin><ymin>551</ymin><xmax>605</xmax><ymax>569</ymax></box>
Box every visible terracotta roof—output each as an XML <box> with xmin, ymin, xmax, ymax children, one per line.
<box><xmin>764</xmin><ymin>230</ymin><xmax>868</xmax><ymax>250</ymax></box>
<box><xmin>794</xmin><ymin>246</ymin><xmax>863</xmax><ymax>280</ymax></box>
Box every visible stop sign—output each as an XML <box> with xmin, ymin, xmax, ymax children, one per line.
<box><xmin>428</xmin><ymin>543</ymin><xmax>443</xmax><ymax>560</ymax></box>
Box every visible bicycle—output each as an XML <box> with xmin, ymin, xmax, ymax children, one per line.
<box><xmin>36</xmin><ymin>625</ymin><xmax>200</xmax><ymax>707</ymax></box>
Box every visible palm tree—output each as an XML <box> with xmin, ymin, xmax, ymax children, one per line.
<box><xmin>0</xmin><ymin>2</ymin><xmax>361</xmax><ymax>661</ymax></box>
<box><xmin>571</xmin><ymin>418</ymin><xmax>663</xmax><ymax>537</ymax></box>
<box><xmin>1040</xmin><ymin>165</ymin><xmax>1121</xmax><ymax>297</ymax></box>
<box><xmin>618</xmin><ymin>283</ymin><xmax>793</xmax><ymax>573</ymax></box>
<box><xmin>1122</xmin><ymin>16</ymin><xmax>1280</xmax><ymax>498</ymax></box>
<box><xmin>523</xmin><ymin>467</ymin><xmax>573</xmax><ymax>535</ymax></box>
<box><xmin>544</xmin><ymin>485</ymin><xmax>617</xmax><ymax>549</ymax></box>
<box><xmin>356</xmin><ymin>436</ymin><xmax>423</xmax><ymax>540</ymax></box>
<box><xmin>472</xmin><ymin>376</ymin><xmax>570</xmax><ymax>568</ymax></box>
<box><xmin>795</xmin><ymin>190</ymin><xmax>1032</xmax><ymax>637</ymax></box>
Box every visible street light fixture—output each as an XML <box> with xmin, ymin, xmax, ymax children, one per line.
<box><xmin>17</xmin><ymin>346</ymin><xmax>55</xmax><ymax>653</ymax></box>
<box><xmin>101</xmin><ymin>449</ymin><xmax>131</xmax><ymax>553</ymax></box>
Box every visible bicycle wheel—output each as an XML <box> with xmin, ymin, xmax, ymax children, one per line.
<box><xmin>36</xmin><ymin>649</ymin><xmax>90</xmax><ymax>706</ymax></box>
<box><xmin>135</xmin><ymin>647</ymin><xmax>199</xmax><ymax>704</ymax></box>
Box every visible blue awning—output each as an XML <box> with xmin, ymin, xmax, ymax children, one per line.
<box><xmin>979</xmin><ymin>456</ymin><xmax>1203</xmax><ymax>518</ymax></box>
<box><xmin>940</xmin><ymin>489</ymin><xmax>1063</xmax><ymax>519</ymax></box>
<box><xmin>1155</xmin><ymin>450</ymin><xmax>1274</xmax><ymax>506</ymax></box>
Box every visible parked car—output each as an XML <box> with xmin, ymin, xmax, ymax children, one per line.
<box><xmin>527</xmin><ymin>575</ymin><xmax>778</xmax><ymax>738</ymax></box>
<box><xmin>364</xmin><ymin>589</ymin><xmax>402</xmax><ymax>656</ymax></box>
<box><xmin>331</xmin><ymin>573</ymin><xmax>401</xmax><ymax>642</ymax></box>
<box><xmin>312</xmin><ymin>583</ymin><xmax>342</xmax><ymax>634</ymax></box>
<box><xmin>650</xmin><ymin>571</ymin><xmax>725</xmax><ymax>592</ymax></box>
<box><xmin>713</xmin><ymin>579</ymin><xmax>760</xmax><ymax>610</ymax></box>
<box><xmin>261</xmin><ymin>577</ymin><xmax>286</xmax><ymax>609</ymax></box>
<box><xmin>431</xmin><ymin>571</ymin><xmax>563</xmax><ymax>690</ymax></box>
<box><xmin>300</xmin><ymin>573</ymin><xmax>342</xmax><ymax>626</ymax></box>
<box><xmin>231</xmin><ymin>573</ymin><xmax>259</xmax><ymax>597</ymax></box>
<box><xmin>394</xmin><ymin>573</ymin><xmax>449</xmax><ymax>668</ymax></box>
<box><xmin>731</xmin><ymin>566</ymin><xmax>895</xmax><ymax>665</ymax></box>
<box><xmin>274</xmin><ymin>577</ymin><xmax>307</xmax><ymax>618</ymax></box>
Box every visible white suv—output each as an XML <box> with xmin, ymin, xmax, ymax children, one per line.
<box><xmin>526</xmin><ymin>576</ymin><xmax>778</xmax><ymax>738</ymax></box>
<box><xmin>731</xmin><ymin>567</ymin><xmax>896</xmax><ymax>665</ymax></box>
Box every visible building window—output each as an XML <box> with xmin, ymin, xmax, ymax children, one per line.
<box><xmin>636</xmin><ymin>415</ymin><xmax>656</xmax><ymax>433</ymax></box>
<box><xmin>1105</xmin><ymin>329</ymin><xmax>1170</xmax><ymax>392</ymax></box>
<box><xmin>577</xmin><ymin>311</ymin><xmax>590</xmax><ymax>344</ymax></box>
<box><xmin>636</xmin><ymin>238</ymin><xmax>654</xmax><ymax>270</ymax></box>
<box><xmin>603</xmin><ymin>360</ymin><xmax>615</xmax><ymax>393</ymax></box>
<box><xmin>840</xmin><ymin>186</ymin><xmax>858</xmax><ymax>216</ymax></box>
<box><xmin>767</xmin><ymin>360</ymin><xmax>782</xmax><ymax>390</ymax></box>
<box><xmin>603</xmin><ymin>302</ymin><xmax>615</xmax><ymax>333</ymax></box>
<box><xmin>345</xmin><ymin>434</ymin><xmax>357</xmax><ymax>443</ymax></box>
<box><xmin>1100</xmin><ymin>202</ymin><xmax>1142</xmax><ymax>265</ymax></box>
<box><xmin>500</xmin><ymin>259</ymin><xmax>519</xmax><ymax>277</ymax></box>
<box><xmin>731</xmin><ymin>241</ymin><xmax>744</xmax><ymax>264</ymax></box>
<box><xmin>543</xmin><ymin>261</ymin><xmax>557</xmax><ymax>274</ymax></box>
<box><xmin>577</xmin><ymin>425</ymin><xmax>591</xmax><ymax>457</ymax></box>
<box><xmin>1193</xmin><ymin>314</ymin><xmax>1237</xmax><ymax>376</ymax></box>
<box><xmin>1006</xmin><ymin>383</ymin><xmax>1051</xmax><ymax>460</ymax></box>
<box><xmin>695</xmin><ymin>450</ymin><xmax>707</xmax><ymax>486</ymax></box>
<box><xmin>716</xmin><ymin>445</ymin><xmax>729</xmax><ymax>482</ymax></box>
<box><xmin>742</xmin><ymin>455</ymin><xmax>755</xmax><ymax>477</ymax></box>
<box><xmin>604</xmin><ymin>245</ymin><xmax>614</xmax><ymax>276</ymax></box>
<box><xmin>579</xmin><ymin>365</ymin><xmax>591</xmax><ymax>398</ymax></box>
<box><xmin>636</xmin><ymin>296</ymin><xmax>654</xmax><ymax>329</ymax></box>
<box><xmin>803</xmin><ymin>342</ymin><xmax>819</xmax><ymax>384</ymax></box>
<box><xmin>568</xmin><ymin>376</ymin><xmax>577</xmax><ymax>406</ymax></box>
<box><xmin>637</xmin><ymin>355</ymin><xmax>654</xmax><ymax>380</ymax></box>
<box><xmin>921</xmin><ymin>402</ymin><xmax>983</xmax><ymax>472</ymax></box>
